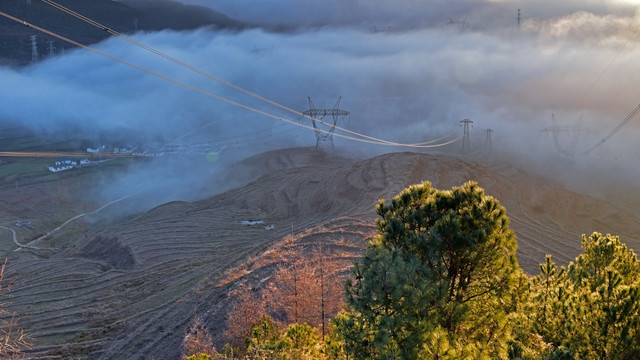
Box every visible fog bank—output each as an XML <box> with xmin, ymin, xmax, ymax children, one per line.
<box><xmin>2</xmin><ymin>0</ymin><xmax>640</xmax><ymax>210</ymax></box>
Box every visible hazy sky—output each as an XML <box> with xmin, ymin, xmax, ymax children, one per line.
<box><xmin>174</xmin><ymin>0</ymin><xmax>639</xmax><ymax>30</ymax></box>
<box><xmin>2</xmin><ymin>0</ymin><xmax>640</xmax><ymax>206</ymax></box>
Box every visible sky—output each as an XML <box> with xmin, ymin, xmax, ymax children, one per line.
<box><xmin>2</xmin><ymin>0</ymin><xmax>640</xmax><ymax>208</ymax></box>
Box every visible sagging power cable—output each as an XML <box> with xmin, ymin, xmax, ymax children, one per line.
<box><xmin>583</xmin><ymin>104</ymin><xmax>640</xmax><ymax>155</ymax></box>
<box><xmin>0</xmin><ymin>9</ymin><xmax>458</xmax><ymax>149</ymax></box>
<box><xmin>42</xmin><ymin>0</ymin><xmax>441</xmax><ymax>148</ymax></box>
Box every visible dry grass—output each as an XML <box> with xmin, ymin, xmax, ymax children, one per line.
<box><xmin>1</xmin><ymin>148</ymin><xmax>640</xmax><ymax>359</ymax></box>
<box><xmin>0</xmin><ymin>260</ymin><xmax>30</xmax><ymax>360</ymax></box>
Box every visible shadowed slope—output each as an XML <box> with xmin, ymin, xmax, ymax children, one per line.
<box><xmin>3</xmin><ymin>148</ymin><xmax>639</xmax><ymax>359</ymax></box>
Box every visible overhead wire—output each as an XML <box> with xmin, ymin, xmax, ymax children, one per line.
<box><xmin>576</xmin><ymin>20</ymin><xmax>640</xmax><ymax>103</ymax></box>
<box><xmin>408</xmin><ymin>132</ymin><xmax>459</xmax><ymax>146</ymax></box>
<box><xmin>556</xmin><ymin>14</ymin><xmax>640</xmax><ymax>157</ymax></box>
<box><xmin>0</xmin><ymin>11</ymin><xmax>392</xmax><ymax>148</ymax></box>
<box><xmin>0</xmin><ymin>8</ymin><xmax>461</xmax><ymax>148</ymax></box>
<box><xmin>41</xmin><ymin>0</ymin><xmax>444</xmax><ymax>148</ymax></box>
<box><xmin>0</xmin><ymin>8</ymin><xmax>460</xmax><ymax>149</ymax></box>
<box><xmin>583</xmin><ymin>104</ymin><xmax>640</xmax><ymax>155</ymax></box>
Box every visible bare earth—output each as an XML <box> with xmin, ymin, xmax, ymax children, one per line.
<box><xmin>2</xmin><ymin>147</ymin><xmax>639</xmax><ymax>359</ymax></box>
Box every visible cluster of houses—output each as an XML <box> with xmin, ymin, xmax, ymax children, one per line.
<box><xmin>84</xmin><ymin>142</ymin><xmax>224</xmax><ymax>158</ymax></box>
<box><xmin>48</xmin><ymin>158</ymin><xmax>90</xmax><ymax>173</ymax></box>
<box><xmin>88</xmin><ymin>145</ymin><xmax>163</xmax><ymax>157</ymax></box>
<box><xmin>45</xmin><ymin>142</ymin><xmax>227</xmax><ymax>173</ymax></box>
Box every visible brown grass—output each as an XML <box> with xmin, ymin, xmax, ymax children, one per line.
<box><xmin>1</xmin><ymin>147</ymin><xmax>639</xmax><ymax>358</ymax></box>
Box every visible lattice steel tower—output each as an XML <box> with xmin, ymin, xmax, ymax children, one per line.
<box><xmin>302</xmin><ymin>97</ymin><xmax>349</xmax><ymax>151</ymax></box>
<box><xmin>484</xmin><ymin>128</ymin><xmax>493</xmax><ymax>152</ymax></box>
<box><xmin>30</xmin><ymin>35</ymin><xmax>39</xmax><ymax>62</ymax></box>
<box><xmin>460</xmin><ymin>119</ymin><xmax>473</xmax><ymax>158</ymax></box>
<box><xmin>47</xmin><ymin>40</ymin><xmax>55</xmax><ymax>57</ymax></box>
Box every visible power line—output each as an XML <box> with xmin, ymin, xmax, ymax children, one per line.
<box><xmin>0</xmin><ymin>9</ymin><xmax>460</xmax><ymax>150</ymax></box>
<box><xmin>39</xmin><ymin>0</ymin><xmax>407</xmax><ymax>147</ymax></box>
<box><xmin>583</xmin><ymin>104</ymin><xmax>640</xmax><ymax>155</ymax></box>
<box><xmin>0</xmin><ymin>11</ymin><xmax>379</xmax><ymax>147</ymax></box>
<box><xmin>40</xmin><ymin>0</ymin><xmax>459</xmax><ymax>149</ymax></box>
<box><xmin>549</xmin><ymin>12</ymin><xmax>640</xmax><ymax>148</ymax></box>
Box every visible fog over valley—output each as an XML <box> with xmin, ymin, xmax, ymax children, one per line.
<box><xmin>4</xmin><ymin>1</ymin><xmax>640</xmax><ymax>358</ymax></box>
<box><xmin>2</xmin><ymin>0</ymin><xmax>640</xmax><ymax>209</ymax></box>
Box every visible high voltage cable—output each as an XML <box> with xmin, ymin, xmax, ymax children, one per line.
<box><xmin>0</xmin><ymin>11</ymin><xmax>393</xmax><ymax>147</ymax></box>
<box><xmin>409</xmin><ymin>132</ymin><xmax>459</xmax><ymax>146</ymax></box>
<box><xmin>41</xmin><ymin>0</ymin><xmax>390</xmax><ymax>145</ymax></box>
<box><xmin>577</xmin><ymin>20</ymin><xmax>640</xmax><ymax>103</ymax></box>
<box><xmin>0</xmin><ymin>9</ymin><xmax>459</xmax><ymax>149</ymax></box>
<box><xmin>557</xmin><ymin>14</ymin><xmax>640</xmax><ymax>155</ymax></box>
<box><xmin>583</xmin><ymin>104</ymin><xmax>640</xmax><ymax>154</ymax></box>
<box><xmin>41</xmin><ymin>0</ymin><xmax>443</xmax><ymax>148</ymax></box>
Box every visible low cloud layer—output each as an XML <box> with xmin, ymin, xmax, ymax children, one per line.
<box><xmin>2</xmin><ymin>0</ymin><xmax>640</xmax><ymax>210</ymax></box>
<box><xmin>176</xmin><ymin>0</ymin><xmax>639</xmax><ymax>32</ymax></box>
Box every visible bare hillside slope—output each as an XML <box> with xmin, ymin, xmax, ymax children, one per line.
<box><xmin>4</xmin><ymin>148</ymin><xmax>640</xmax><ymax>359</ymax></box>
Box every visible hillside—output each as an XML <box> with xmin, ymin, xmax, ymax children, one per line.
<box><xmin>0</xmin><ymin>0</ymin><xmax>244</xmax><ymax>66</ymax></box>
<box><xmin>2</xmin><ymin>148</ymin><xmax>640</xmax><ymax>358</ymax></box>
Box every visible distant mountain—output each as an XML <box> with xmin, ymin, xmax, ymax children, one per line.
<box><xmin>0</xmin><ymin>0</ymin><xmax>244</xmax><ymax>66</ymax></box>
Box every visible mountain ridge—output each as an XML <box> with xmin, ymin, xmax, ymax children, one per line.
<box><xmin>0</xmin><ymin>0</ymin><xmax>244</xmax><ymax>66</ymax></box>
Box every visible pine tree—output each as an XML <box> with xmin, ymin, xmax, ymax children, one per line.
<box><xmin>281</xmin><ymin>323</ymin><xmax>321</xmax><ymax>360</ymax></box>
<box><xmin>244</xmin><ymin>315</ymin><xmax>286</xmax><ymax>360</ymax></box>
<box><xmin>529</xmin><ymin>233</ymin><xmax>640</xmax><ymax>359</ymax></box>
<box><xmin>338</xmin><ymin>181</ymin><xmax>524</xmax><ymax>359</ymax></box>
<box><xmin>566</xmin><ymin>233</ymin><xmax>640</xmax><ymax>359</ymax></box>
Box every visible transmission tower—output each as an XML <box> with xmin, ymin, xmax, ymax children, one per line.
<box><xmin>460</xmin><ymin>119</ymin><xmax>473</xmax><ymax>158</ymax></box>
<box><xmin>29</xmin><ymin>35</ymin><xmax>39</xmax><ymax>62</ymax></box>
<box><xmin>517</xmin><ymin>9</ymin><xmax>521</xmax><ymax>28</ymax></box>
<box><xmin>133</xmin><ymin>18</ymin><xmax>138</xmax><ymax>32</ymax></box>
<box><xmin>302</xmin><ymin>97</ymin><xmax>350</xmax><ymax>151</ymax></box>
<box><xmin>484</xmin><ymin>128</ymin><xmax>493</xmax><ymax>152</ymax></box>
<box><xmin>447</xmin><ymin>18</ymin><xmax>469</xmax><ymax>32</ymax></box>
<box><xmin>47</xmin><ymin>40</ymin><xmax>55</xmax><ymax>57</ymax></box>
<box><xmin>542</xmin><ymin>113</ymin><xmax>590</xmax><ymax>159</ymax></box>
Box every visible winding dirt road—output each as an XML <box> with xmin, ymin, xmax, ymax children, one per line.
<box><xmin>0</xmin><ymin>225</ymin><xmax>39</xmax><ymax>249</ymax></box>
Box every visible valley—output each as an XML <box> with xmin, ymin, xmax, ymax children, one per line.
<box><xmin>1</xmin><ymin>146</ymin><xmax>639</xmax><ymax>359</ymax></box>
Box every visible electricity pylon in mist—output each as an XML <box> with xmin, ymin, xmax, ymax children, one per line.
<box><xmin>47</xmin><ymin>40</ymin><xmax>55</xmax><ymax>57</ymax></box>
<box><xmin>542</xmin><ymin>113</ymin><xmax>590</xmax><ymax>159</ymax></box>
<box><xmin>302</xmin><ymin>97</ymin><xmax>350</xmax><ymax>151</ymax></box>
<box><xmin>460</xmin><ymin>119</ymin><xmax>473</xmax><ymax>158</ymax></box>
<box><xmin>30</xmin><ymin>35</ymin><xmax>39</xmax><ymax>62</ymax></box>
<box><xmin>484</xmin><ymin>128</ymin><xmax>493</xmax><ymax>153</ymax></box>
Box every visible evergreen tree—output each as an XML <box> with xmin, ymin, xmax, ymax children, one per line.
<box><xmin>245</xmin><ymin>315</ymin><xmax>286</xmax><ymax>359</ymax></box>
<box><xmin>281</xmin><ymin>323</ymin><xmax>321</xmax><ymax>360</ymax></box>
<box><xmin>338</xmin><ymin>181</ymin><xmax>524</xmax><ymax>359</ymax></box>
<box><xmin>530</xmin><ymin>233</ymin><xmax>640</xmax><ymax>359</ymax></box>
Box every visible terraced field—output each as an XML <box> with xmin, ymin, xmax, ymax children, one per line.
<box><xmin>1</xmin><ymin>147</ymin><xmax>639</xmax><ymax>359</ymax></box>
